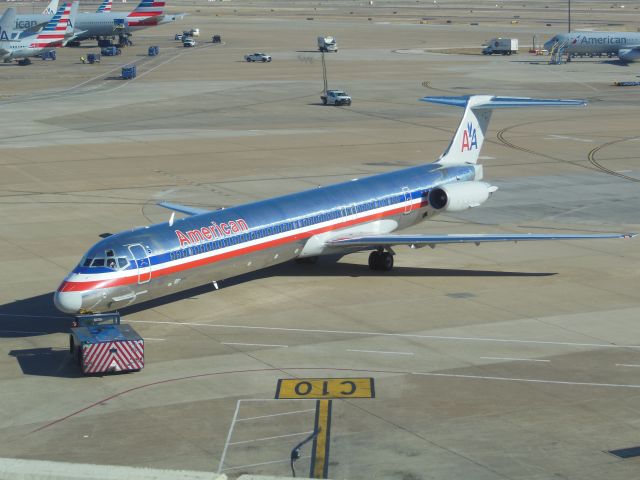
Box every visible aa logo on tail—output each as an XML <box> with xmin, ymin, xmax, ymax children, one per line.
<box><xmin>461</xmin><ymin>122</ymin><xmax>478</xmax><ymax>152</ymax></box>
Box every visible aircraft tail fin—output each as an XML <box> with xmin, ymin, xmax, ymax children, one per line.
<box><xmin>0</xmin><ymin>8</ymin><xmax>17</xmax><ymax>42</ymax></box>
<box><xmin>96</xmin><ymin>0</ymin><xmax>113</xmax><ymax>13</ymax></box>
<box><xmin>128</xmin><ymin>0</ymin><xmax>166</xmax><ymax>18</ymax></box>
<box><xmin>31</xmin><ymin>2</ymin><xmax>71</xmax><ymax>47</ymax></box>
<box><xmin>420</xmin><ymin>95</ymin><xmax>586</xmax><ymax>166</ymax></box>
<box><xmin>43</xmin><ymin>0</ymin><xmax>60</xmax><ymax>15</ymax></box>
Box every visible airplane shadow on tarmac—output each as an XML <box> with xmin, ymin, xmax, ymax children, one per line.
<box><xmin>3</xmin><ymin>258</ymin><xmax>555</xmax><ymax>376</ymax></box>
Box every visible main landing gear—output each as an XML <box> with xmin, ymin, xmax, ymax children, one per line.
<box><xmin>368</xmin><ymin>249</ymin><xmax>393</xmax><ymax>271</ymax></box>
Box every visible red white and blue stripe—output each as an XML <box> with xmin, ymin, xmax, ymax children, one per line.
<box><xmin>30</xmin><ymin>2</ymin><xmax>71</xmax><ymax>48</ymax></box>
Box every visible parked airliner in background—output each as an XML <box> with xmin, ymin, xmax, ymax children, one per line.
<box><xmin>13</xmin><ymin>0</ymin><xmax>180</xmax><ymax>44</ymax></box>
<box><xmin>0</xmin><ymin>3</ymin><xmax>75</xmax><ymax>62</ymax></box>
<box><xmin>544</xmin><ymin>31</ymin><xmax>640</xmax><ymax>62</ymax></box>
<box><xmin>54</xmin><ymin>95</ymin><xmax>635</xmax><ymax>314</ymax></box>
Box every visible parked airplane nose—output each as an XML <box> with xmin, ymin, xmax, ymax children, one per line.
<box><xmin>53</xmin><ymin>290</ymin><xmax>82</xmax><ymax>314</ymax></box>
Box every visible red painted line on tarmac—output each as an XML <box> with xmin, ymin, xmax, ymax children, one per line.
<box><xmin>30</xmin><ymin>367</ymin><xmax>405</xmax><ymax>434</ymax></box>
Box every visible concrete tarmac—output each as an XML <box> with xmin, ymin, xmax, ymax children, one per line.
<box><xmin>1</xmin><ymin>1</ymin><xmax>640</xmax><ymax>479</ymax></box>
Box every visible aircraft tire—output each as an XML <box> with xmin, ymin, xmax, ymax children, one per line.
<box><xmin>369</xmin><ymin>251</ymin><xmax>393</xmax><ymax>271</ymax></box>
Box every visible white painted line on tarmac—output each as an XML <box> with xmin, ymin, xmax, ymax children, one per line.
<box><xmin>130</xmin><ymin>320</ymin><xmax>640</xmax><ymax>350</ymax></box>
<box><xmin>237</xmin><ymin>408</ymin><xmax>316</xmax><ymax>422</ymax></box>
<box><xmin>347</xmin><ymin>349</ymin><xmax>415</xmax><ymax>356</ymax></box>
<box><xmin>0</xmin><ymin>313</ymin><xmax>68</xmax><ymax>319</ymax></box>
<box><xmin>411</xmin><ymin>371</ymin><xmax>640</xmax><ymax>389</ymax></box>
<box><xmin>222</xmin><ymin>342</ymin><xmax>288</xmax><ymax>348</ymax></box>
<box><xmin>144</xmin><ymin>338</ymin><xmax>166</xmax><ymax>341</ymax></box>
<box><xmin>222</xmin><ymin>456</ymin><xmax>309</xmax><ymax>472</ymax></box>
<box><xmin>229</xmin><ymin>430</ymin><xmax>314</xmax><ymax>446</ymax></box>
<box><xmin>616</xmin><ymin>363</ymin><xmax>640</xmax><ymax>367</ymax></box>
<box><xmin>218</xmin><ymin>400</ymin><xmax>241</xmax><ymax>474</ymax></box>
<box><xmin>0</xmin><ymin>329</ymin><xmax>47</xmax><ymax>335</ymax></box>
<box><xmin>480</xmin><ymin>356</ymin><xmax>550</xmax><ymax>363</ymax></box>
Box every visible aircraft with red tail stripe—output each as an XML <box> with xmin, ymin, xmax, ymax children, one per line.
<box><xmin>12</xmin><ymin>0</ymin><xmax>181</xmax><ymax>45</ymax></box>
<box><xmin>0</xmin><ymin>2</ymin><xmax>74</xmax><ymax>62</ymax></box>
<box><xmin>54</xmin><ymin>96</ymin><xmax>635</xmax><ymax>314</ymax></box>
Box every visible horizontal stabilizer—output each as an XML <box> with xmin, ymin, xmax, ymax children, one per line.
<box><xmin>421</xmin><ymin>95</ymin><xmax>587</xmax><ymax>166</ymax></box>
<box><xmin>421</xmin><ymin>96</ymin><xmax>587</xmax><ymax>109</ymax></box>
<box><xmin>327</xmin><ymin>232</ymin><xmax>635</xmax><ymax>248</ymax></box>
<box><xmin>158</xmin><ymin>201</ymin><xmax>209</xmax><ymax>216</ymax></box>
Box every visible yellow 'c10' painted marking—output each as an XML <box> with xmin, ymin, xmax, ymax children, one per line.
<box><xmin>275</xmin><ymin>377</ymin><xmax>375</xmax><ymax>399</ymax></box>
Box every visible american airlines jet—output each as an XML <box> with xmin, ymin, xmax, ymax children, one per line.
<box><xmin>54</xmin><ymin>96</ymin><xmax>635</xmax><ymax>314</ymax></box>
<box><xmin>0</xmin><ymin>3</ymin><xmax>74</xmax><ymax>62</ymax></box>
<box><xmin>13</xmin><ymin>0</ymin><xmax>173</xmax><ymax>43</ymax></box>
<box><xmin>544</xmin><ymin>32</ymin><xmax>640</xmax><ymax>62</ymax></box>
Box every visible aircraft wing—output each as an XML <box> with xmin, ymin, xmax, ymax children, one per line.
<box><xmin>158</xmin><ymin>201</ymin><xmax>210</xmax><ymax>216</ymax></box>
<box><xmin>18</xmin><ymin>22</ymin><xmax>48</xmax><ymax>37</ymax></box>
<box><xmin>326</xmin><ymin>232</ymin><xmax>636</xmax><ymax>248</ymax></box>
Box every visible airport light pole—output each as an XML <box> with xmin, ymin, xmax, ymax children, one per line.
<box><xmin>568</xmin><ymin>0</ymin><xmax>571</xmax><ymax>33</ymax></box>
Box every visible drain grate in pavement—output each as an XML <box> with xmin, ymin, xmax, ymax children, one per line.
<box><xmin>608</xmin><ymin>446</ymin><xmax>640</xmax><ymax>459</ymax></box>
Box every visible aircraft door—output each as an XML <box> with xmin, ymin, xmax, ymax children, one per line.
<box><xmin>402</xmin><ymin>187</ymin><xmax>412</xmax><ymax>214</ymax></box>
<box><xmin>128</xmin><ymin>244</ymin><xmax>151</xmax><ymax>284</ymax></box>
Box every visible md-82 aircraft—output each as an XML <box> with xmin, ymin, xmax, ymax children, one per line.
<box><xmin>54</xmin><ymin>95</ymin><xmax>635</xmax><ymax>314</ymax></box>
<box><xmin>544</xmin><ymin>31</ymin><xmax>640</xmax><ymax>62</ymax></box>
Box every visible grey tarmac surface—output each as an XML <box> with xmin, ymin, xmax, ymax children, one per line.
<box><xmin>1</xmin><ymin>1</ymin><xmax>640</xmax><ymax>479</ymax></box>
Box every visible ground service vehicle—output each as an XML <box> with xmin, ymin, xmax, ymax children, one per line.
<box><xmin>101</xmin><ymin>46</ymin><xmax>121</xmax><ymax>56</ymax></box>
<box><xmin>245</xmin><ymin>52</ymin><xmax>271</xmax><ymax>62</ymax></box>
<box><xmin>482</xmin><ymin>38</ymin><xmax>518</xmax><ymax>55</ymax></box>
<box><xmin>69</xmin><ymin>313</ymin><xmax>144</xmax><ymax>374</ymax></box>
<box><xmin>317</xmin><ymin>35</ymin><xmax>337</xmax><ymax>52</ymax></box>
<box><xmin>122</xmin><ymin>64</ymin><xmax>137</xmax><ymax>79</ymax></box>
<box><xmin>321</xmin><ymin>89</ymin><xmax>352</xmax><ymax>105</ymax></box>
<box><xmin>183</xmin><ymin>38</ymin><xmax>196</xmax><ymax>47</ymax></box>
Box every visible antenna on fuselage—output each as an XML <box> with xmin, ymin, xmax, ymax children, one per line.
<box><xmin>169</xmin><ymin>212</ymin><xmax>175</xmax><ymax>227</ymax></box>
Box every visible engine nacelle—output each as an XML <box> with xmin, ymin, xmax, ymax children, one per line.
<box><xmin>428</xmin><ymin>181</ymin><xmax>497</xmax><ymax>212</ymax></box>
<box><xmin>618</xmin><ymin>48</ymin><xmax>640</xmax><ymax>63</ymax></box>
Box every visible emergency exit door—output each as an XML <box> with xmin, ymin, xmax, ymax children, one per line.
<box><xmin>128</xmin><ymin>244</ymin><xmax>151</xmax><ymax>284</ymax></box>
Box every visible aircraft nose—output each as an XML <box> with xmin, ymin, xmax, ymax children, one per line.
<box><xmin>53</xmin><ymin>290</ymin><xmax>82</xmax><ymax>314</ymax></box>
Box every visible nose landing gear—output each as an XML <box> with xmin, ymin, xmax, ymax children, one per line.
<box><xmin>368</xmin><ymin>249</ymin><xmax>394</xmax><ymax>271</ymax></box>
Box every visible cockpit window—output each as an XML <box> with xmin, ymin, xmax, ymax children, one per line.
<box><xmin>83</xmin><ymin>258</ymin><xmax>93</xmax><ymax>267</ymax></box>
<box><xmin>92</xmin><ymin>258</ymin><xmax>105</xmax><ymax>267</ymax></box>
<box><xmin>106</xmin><ymin>249</ymin><xmax>115</xmax><ymax>257</ymax></box>
<box><xmin>117</xmin><ymin>258</ymin><xmax>128</xmax><ymax>268</ymax></box>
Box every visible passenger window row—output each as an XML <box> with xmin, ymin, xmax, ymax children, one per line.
<box><xmin>168</xmin><ymin>192</ymin><xmax>412</xmax><ymax>260</ymax></box>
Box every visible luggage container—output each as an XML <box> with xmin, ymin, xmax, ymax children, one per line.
<box><xmin>121</xmin><ymin>64</ymin><xmax>137</xmax><ymax>79</ymax></box>
<box><xmin>148</xmin><ymin>45</ymin><xmax>159</xmax><ymax>56</ymax></box>
<box><xmin>101</xmin><ymin>46</ymin><xmax>121</xmax><ymax>56</ymax></box>
<box><xmin>87</xmin><ymin>53</ymin><xmax>100</xmax><ymax>64</ymax></box>
<box><xmin>41</xmin><ymin>50</ymin><xmax>56</xmax><ymax>60</ymax></box>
